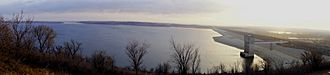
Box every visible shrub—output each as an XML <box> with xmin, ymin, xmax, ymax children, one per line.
<box><xmin>208</xmin><ymin>63</ymin><xmax>226</xmax><ymax>74</ymax></box>
<box><xmin>301</xmin><ymin>50</ymin><xmax>324</xmax><ymax>70</ymax></box>
<box><xmin>91</xmin><ymin>50</ymin><xmax>115</xmax><ymax>74</ymax></box>
<box><xmin>155</xmin><ymin>63</ymin><xmax>171</xmax><ymax>75</ymax></box>
<box><xmin>0</xmin><ymin>17</ymin><xmax>13</xmax><ymax>50</ymax></box>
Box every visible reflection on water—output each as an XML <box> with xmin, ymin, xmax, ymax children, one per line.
<box><xmin>38</xmin><ymin>23</ymin><xmax>263</xmax><ymax>72</ymax></box>
<box><xmin>268</xmin><ymin>31</ymin><xmax>296</xmax><ymax>34</ymax></box>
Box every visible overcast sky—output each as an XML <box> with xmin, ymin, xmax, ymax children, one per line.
<box><xmin>1</xmin><ymin>0</ymin><xmax>330</xmax><ymax>29</ymax></box>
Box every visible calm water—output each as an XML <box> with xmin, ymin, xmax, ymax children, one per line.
<box><xmin>37</xmin><ymin>22</ymin><xmax>263</xmax><ymax>72</ymax></box>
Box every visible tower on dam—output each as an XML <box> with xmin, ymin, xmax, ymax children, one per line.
<box><xmin>240</xmin><ymin>34</ymin><xmax>255</xmax><ymax>58</ymax></box>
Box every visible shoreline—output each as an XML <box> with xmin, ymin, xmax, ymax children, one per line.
<box><xmin>78</xmin><ymin>21</ymin><xmax>212</xmax><ymax>29</ymax></box>
<box><xmin>212</xmin><ymin>28</ymin><xmax>330</xmax><ymax>67</ymax></box>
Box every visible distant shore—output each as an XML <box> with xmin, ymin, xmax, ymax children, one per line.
<box><xmin>78</xmin><ymin>21</ymin><xmax>212</xmax><ymax>29</ymax></box>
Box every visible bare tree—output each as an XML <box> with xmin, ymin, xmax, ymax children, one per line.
<box><xmin>191</xmin><ymin>50</ymin><xmax>201</xmax><ymax>75</ymax></box>
<box><xmin>170</xmin><ymin>39</ymin><xmax>200</xmax><ymax>75</ymax></box>
<box><xmin>9</xmin><ymin>11</ymin><xmax>34</xmax><ymax>49</ymax></box>
<box><xmin>32</xmin><ymin>25</ymin><xmax>56</xmax><ymax>53</ymax></box>
<box><xmin>63</xmin><ymin>40</ymin><xmax>82</xmax><ymax>57</ymax></box>
<box><xmin>125</xmin><ymin>40</ymin><xmax>149</xmax><ymax>74</ymax></box>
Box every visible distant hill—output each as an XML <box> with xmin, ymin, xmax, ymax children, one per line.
<box><xmin>33</xmin><ymin>21</ymin><xmax>64</xmax><ymax>23</ymax></box>
<box><xmin>78</xmin><ymin>21</ymin><xmax>212</xmax><ymax>29</ymax></box>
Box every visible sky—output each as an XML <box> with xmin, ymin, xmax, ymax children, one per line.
<box><xmin>1</xmin><ymin>0</ymin><xmax>330</xmax><ymax>29</ymax></box>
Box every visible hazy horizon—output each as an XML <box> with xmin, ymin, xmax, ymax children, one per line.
<box><xmin>1</xmin><ymin>0</ymin><xmax>330</xmax><ymax>30</ymax></box>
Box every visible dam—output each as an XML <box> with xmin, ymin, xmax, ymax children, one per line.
<box><xmin>213</xmin><ymin>28</ymin><xmax>303</xmax><ymax>66</ymax></box>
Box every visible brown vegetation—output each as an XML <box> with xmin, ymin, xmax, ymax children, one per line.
<box><xmin>90</xmin><ymin>50</ymin><xmax>115</xmax><ymax>74</ymax></box>
<box><xmin>301</xmin><ymin>50</ymin><xmax>325</xmax><ymax>70</ymax></box>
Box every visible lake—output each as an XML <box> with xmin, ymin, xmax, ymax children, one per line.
<box><xmin>37</xmin><ymin>22</ymin><xmax>263</xmax><ymax>72</ymax></box>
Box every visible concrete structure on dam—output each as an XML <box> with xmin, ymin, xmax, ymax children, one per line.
<box><xmin>240</xmin><ymin>34</ymin><xmax>287</xmax><ymax>58</ymax></box>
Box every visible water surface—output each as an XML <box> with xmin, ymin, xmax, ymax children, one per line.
<box><xmin>38</xmin><ymin>22</ymin><xmax>263</xmax><ymax>72</ymax></box>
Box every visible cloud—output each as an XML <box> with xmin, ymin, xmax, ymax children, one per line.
<box><xmin>1</xmin><ymin>0</ymin><xmax>330</xmax><ymax>29</ymax></box>
<box><xmin>0</xmin><ymin>0</ymin><xmax>222</xmax><ymax>15</ymax></box>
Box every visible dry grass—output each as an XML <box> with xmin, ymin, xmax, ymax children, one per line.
<box><xmin>0</xmin><ymin>52</ymin><xmax>66</xmax><ymax>75</ymax></box>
